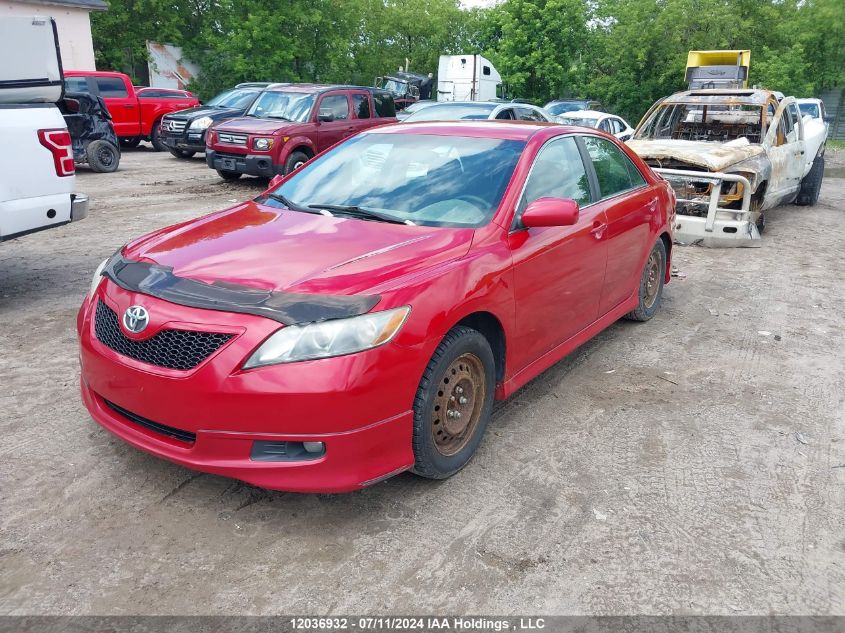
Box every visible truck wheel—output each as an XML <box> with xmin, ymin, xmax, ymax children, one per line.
<box><xmin>150</xmin><ymin>123</ymin><xmax>167</xmax><ymax>152</ymax></box>
<box><xmin>796</xmin><ymin>153</ymin><xmax>824</xmax><ymax>206</ymax></box>
<box><xmin>624</xmin><ymin>238</ymin><xmax>666</xmax><ymax>322</ymax></box>
<box><xmin>411</xmin><ymin>326</ymin><xmax>495</xmax><ymax>480</ymax></box>
<box><xmin>216</xmin><ymin>169</ymin><xmax>241</xmax><ymax>181</ymax></box>
<box><xmin>87</xmin><ymin>140</ymin><xmax>120</xmax><ymax>173</ymax></box>
<box><xmin>169</xmin><ymin>148</ymin><xmax>196</xmax><ymax>159</ymax></box>
<box><xmin>284</xmin><ymin>151</ymin><xmax>309</xmax><ymax>174</ymax></box>
<box><xmin>120</xmin><ymin>137</ymin><xmax>141</xmax><ymax>148</ymax></box>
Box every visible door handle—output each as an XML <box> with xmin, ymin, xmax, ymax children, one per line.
<box><xmin>123</xmin><ymin>104</ymin><xmax>134</xmax><ymax>108</ymax></box>
<box><xmin>591</xmin><ymin>221</ymin><xmax>607</xmax><ymax>239</ymax></box>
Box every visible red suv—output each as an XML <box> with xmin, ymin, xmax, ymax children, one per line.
<box><xmin>205</xmin><ymin>84</ymin><xmax>397</xmax><ymax>180</ymax></box>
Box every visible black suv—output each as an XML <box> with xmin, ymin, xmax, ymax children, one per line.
<box><xmin>160</xmin><ymin>82</ymin><xmax>278</xmax><ymax>158</ymax></box>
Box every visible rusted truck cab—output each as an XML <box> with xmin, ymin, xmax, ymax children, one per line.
<box><xmin>628</xmin><ymin>89</ymin><xmax>825</xmax><ymax>247</ymax></box>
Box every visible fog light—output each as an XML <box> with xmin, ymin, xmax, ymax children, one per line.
<box><xmin>250</xmin><ymin>440</ymin><xmax>325</xmax><ymax>461</ymax></box>
<box><xmin>303</xmin><ymin>441</ymin><xmax>324</xmax><ymax>453</ymax></box>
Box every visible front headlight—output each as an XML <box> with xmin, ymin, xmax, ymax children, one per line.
<box><xmin>243</xmin><ymin>306</ymin><xmax>410</xmax><ymax>368</ymax></box>
<box><xmin>189</xmin><ymin>116</ymin><xmax>214</xmax><ymax>130</ymax></box>
<box><xmin>253</xmin><ymin>137</ymin><xmax>273</xmax><ymax>151</ymax></box>
<box><xmin>88</xmin><ymin>258</ymin><xmax>109</xmax><ymax>298</ymax></box>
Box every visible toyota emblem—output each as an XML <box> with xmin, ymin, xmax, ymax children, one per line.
<box><xmin>123</xmin><ymin>305</ymin><xmax>149</xmax><ymax>333</ymax></box>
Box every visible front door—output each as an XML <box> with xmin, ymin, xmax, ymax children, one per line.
<box><xmin>314</xmin><ymin>92</ymin><xmax>353</xmax><ymax>153</ymax></box>
<box><xmin>508</xmin><ymin>135</ymin><xmax>608</xmax><ymax>370</ymax></box>
<box><xmin>765</xmin><ymin>99</ymin><xmax>806</xmax><ymax>203</ymax></box>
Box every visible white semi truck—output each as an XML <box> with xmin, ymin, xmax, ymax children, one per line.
<box><xmin>0</xmin><ymin>16</ymin><xmax>88</xmax><ymax>243</ymax></box>
<box><xmin>436</xmin><ymin>54</ymin><xmax>504</xmax><ymax>102</ymax></box>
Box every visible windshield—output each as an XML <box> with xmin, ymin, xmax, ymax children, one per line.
<box><xmin>635</xmin><ymin>103</ymin><xmax>764</xmax><ymax>143</ymax></box>
<box><xmin>246</xmin><ymin>91</ymin><xmax>316</xmax><ymax>121</ymax></box>
<box><xmin>266</xmin><ymin>133</ymin><xmax>525</xmax><ymax>228</ymax></box>
<box><xmin>405</xmin><ymin>103</ymin><xmax>497</xmax><ymax>122</ymax></box>
<box><xmin>545</xmin><ymin>102</ymin><xmax>586</xmax><ymax>116</ymax></box>
<box><xmin>799</xmin><ymin>102</ymin><xmax>820</xmax><ymax>118</ymax></box>
<box><xmin>207</xmin><ymin>88</ymin><xmax>260</xmax><ymax>109</ymax></box>
<box><xmin>560</xmin><ymin>117</ymin><xmax>598</xmax><ymax>127</ymax></box>
<box><xmin>404</xmin><ymin>101</ymin><xmax>433</xmax><ymax>113</ymax></box>
<box><xmin>380</xmin><ymin>78</ymin><xmax>408</xmax><ymax>96</ymax></box>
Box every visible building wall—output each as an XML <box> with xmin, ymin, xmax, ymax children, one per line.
<box><xmin>1</xmin><ymin>1</ymin><xmax>97</xmax><ymax>70</ymax></box>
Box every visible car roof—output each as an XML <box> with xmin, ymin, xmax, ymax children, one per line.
<box><xmin>559</xmin><ymin>110</ymin><xmax>607</xmax><ymax>118</ymax></box>
<box><xmin>369</xmin><ymin>120</ymin><xmax>563</xmax><ymax>141</ymax></box>
<box><xmin>264</xmin><ymin>83</ymin><xmax>386</xmax><ymax>95</ymax></box>
<box><xmin>663</xmin><ymin>88</ymin><xmax>776</xmax><ymax>105</ymax></box>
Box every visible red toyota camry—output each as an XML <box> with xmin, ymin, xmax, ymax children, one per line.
<box><xmin>78</xmin><ymin>121</ymin><xmax>674</xmax><ymax>493</ymax></box>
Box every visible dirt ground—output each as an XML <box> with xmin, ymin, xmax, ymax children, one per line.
<box><xmin>1</xmin><ymin>145</ymin><xmax>844</xmax><ymax>616</ymax></box>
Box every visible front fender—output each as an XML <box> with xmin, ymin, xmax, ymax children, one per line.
<box><xmin>278</xmin><ymin>136</ymin><xmax>317</xmax><ymax>164</ymax></box>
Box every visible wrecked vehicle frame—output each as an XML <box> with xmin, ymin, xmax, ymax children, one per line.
<box><xmin>628</xmin><ymin>89</ymin><xmax>825</xmax><ymax>247</ymax></box>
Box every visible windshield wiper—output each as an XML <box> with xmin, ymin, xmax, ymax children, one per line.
<box><xmin>266</xmin><ymin>115</ymin><xmax>292</xmax><ymax>121</ymax></box>
<box><xmin>267</xmin><ymin>193</ymin><xmax>321</xmax><ymax>214</ymax></box>
<box><xmin>307</xmin><ymin>204</ymin><xmax>413</xmax><ymax>225</ymax></box>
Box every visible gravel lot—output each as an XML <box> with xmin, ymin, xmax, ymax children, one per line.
<box><xmin>1</xmin><ymin>145</ymin><xmax>844</xmax><ymax>615</ymax></box>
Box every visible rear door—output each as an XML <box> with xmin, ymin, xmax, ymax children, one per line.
<box><xmin>508</xmin><ymin>135</ymin><xmax>607</xmax><ymax>366</ymax></box>
<box><xmin>580</xmin><ymin>135</ymin><xmax>656</xmax><ymax>316</ymax></box>
<box><xmin>314</xmin><ymin>92</ymin><xmax>353</xmax><ymax>152</ymax></box>
<box><xmin>94</xmin><ymin>75</ymin><xmax>139</xmax><ymax>137</ymax></box>
<box><xmin>349</xmin><ymin>91</ymin><xmax>376</xmax><ymax>135</ymax></box>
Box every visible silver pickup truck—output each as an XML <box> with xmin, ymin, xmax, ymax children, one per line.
<box><xmin>628</xmin><ymin>89</ymin><xmax>826</xmax><ymax>247</ymax></box>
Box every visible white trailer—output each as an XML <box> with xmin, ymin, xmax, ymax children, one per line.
<box><xmin>0</xmin><ymin>17</ymin><xmax>88</xmax><ymax>243</ymax></box>
<box><xmin>436</xmin><ymin>54</ymin><xmax>503</xmax><ymax>102</ymax></box>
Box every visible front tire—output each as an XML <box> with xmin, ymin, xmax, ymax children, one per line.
<box><xmin>625</xmin><ymin>238</ymin><xmax>666</xmax><ymax>322</ymax></box>
<box><xmin>86</xmin><ymin>140</ymin><xmax>120</xmax><ymax>173</ymax></box>
<box><xmin>216</xmin><ymin>169</ymin><xmax>241</xmax><ymax>181</ymax></box>
<box><xmin>168</xmin><ymin>148</ymin><xmax>196</xmax><ymax>159</ymax></box>
<box><xmin>284</xmin><ymin>151</ymin><xmax>309</xmax><ymax>174</ymax></box>
<box><xmin>796</xmin><ymin>153</ymin><xmax>824</xmax><ymax>206</ymax></box>
<box><xmin>411</xmin><ymin>326</ymin><xmax>495</xmax><ymax>480</ymax></box>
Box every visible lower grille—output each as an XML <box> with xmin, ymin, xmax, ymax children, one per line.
<box><xmin>94</xmin><ymin>300</ymin><xmax>233</xmax><ymax>371</ymax></box>
<box><xmin>104</xmin><ymin>399</ymin><xmax>196</xmax><ymax>443</ymax></box>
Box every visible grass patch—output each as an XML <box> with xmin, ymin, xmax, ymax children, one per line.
<box><xmin>828</xmin><ymin>140</ymin><xmax>845</xmax><ymax>150</ymax></box>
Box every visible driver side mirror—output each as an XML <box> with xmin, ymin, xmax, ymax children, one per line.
<box><xmin>318</xmin><ymin>111</ymin><xmax>334</xmax><ymax>122</ymax></box>
<box><xmin>521</xmin><ymin>197</ymin><xmax>579</xmax><ymax>228</ymax></box>
<box><xmin>268</xmin><ymin>174</ymin><xmax>284</xmax><ymax>189</ymax></box>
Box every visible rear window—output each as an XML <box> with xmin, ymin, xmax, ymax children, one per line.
<box><xmin>64</xmin><ymin>77</ymin><xmax>89</xmax><ymax>93</ymax></box>
<box><xmin>95</xmin><ymin>77</ymin><xmax>129</xmax><ymax>98</ymax></box>
<box><xmin>352</xmin><ymin>94</ymin><xmax>371</xmax><ymax>119</ymax></box>
<box><xmin>373</xmin><ymin>92</ymin><xmax>396</xmax><ymax>118</ymax></box>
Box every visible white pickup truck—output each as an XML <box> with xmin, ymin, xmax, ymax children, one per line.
<box><xmin>0</xmin><ymin>16</ymin><xmax>88</xmax><ymax>243</ymax></box>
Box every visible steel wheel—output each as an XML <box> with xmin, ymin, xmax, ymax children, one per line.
<box><xmin>431</xmin><ymin>352</ymin><xmax>487</xmax><ymax>457</ymax></box>
<box><xmin>643</xmin><ymin>250</ymin><xmax>661</xmax><ymax>309</ymax></box>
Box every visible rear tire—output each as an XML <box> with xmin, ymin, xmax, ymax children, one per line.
<box><xmin>216</xmin><ymin>169</ymin><xmax>241</xmax><ymax>181</ymax></box>
<box><xmin>284</xmin><ymin>151</ymin><xmax>309</xmax><ymax>174</ymax></box>
<box><xmin>411</xmin><ymin>326</ymin><xmax>495</xmax><ymax>480</ymax></box>
<box><xmin>796</xmin><ymin>153</ymin><xmax>824</xmax><ymax>206</ymax></box>
<box><xmin>150</xmin><ymin>122</ymin><xmax>167</xmax><ymax>152</ymax></box>
<box><xmin>86</xmin><ymin>140</ymin><xmax>120</xmax><ymax>173</ymax></box>
<box><xmin>625</xmin><ymin>238</ymin><xmax>666</xmax><ymax>322</ymax></box>
<box><xmin>168</xmin><ymin>148</ymin><xmax>196</xmax><ymax>159</ymax></box>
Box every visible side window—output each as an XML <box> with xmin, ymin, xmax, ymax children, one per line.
<box><xmin>373</xmin><ymin>93</ymin><xmax>396</xmax><ymax>118</ymax></box>
<box><xmin>319</xmin><ymin>94</ymin><xmax>349</xmax><ymax>120</ymax></box>
<box><xmin>611</xmin><ymin>119</ymin><xmax>624</xmax><ymax>134</ymax></box>
<box><xmin>64</xmin><ymin>77</ymin><xmax>89</xmax><ymax>93</ymax></box>
<box><xmin>516</xmin><ymin>107</ymin><xmax>544</xmax><ymax>121</ymax></box>
<box><xmin>352</xmin><ymin>94</ymin><xmax>371</xmax><ymax>119</ymax></box>
<box><xmin>495</xmin><ymin>108</ymin><xmax>515</xmax><ymax>120</ymax></box>
<box><xmin>598</xmin><ymin>119</ymin><xmax>612</xmax><ymax>132</ymax></box>
<box><xmin>517</xmin><ymin>136</ymin><xmax>592</xmax><ymax>223</ymax></box>
<box><xmin>787</xmin><ymin>103</ymin><xmax>800</xmax><ymax>141</ymax></box>
<box><xmin>583</xmin><ymin>136</ymin><xmax>643</xmax><ymax>198</ymax></box>
<box><xmin>95</xmin><ymin>77</ymin><xmax>129</xmax><ymax>98</ymax></box>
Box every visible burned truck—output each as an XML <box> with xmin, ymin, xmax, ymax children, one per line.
<box><xmin>628</xmin><ymin>89</ymin><xmax>826</xmax><ymax>247</ymax></box>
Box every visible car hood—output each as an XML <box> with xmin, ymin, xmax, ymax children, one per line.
<box><xmin>627</xmin><ymin>138</ymin><xmax>766</xmax><ymax>172</ymax></box>
<box><xmin>123</xmin><ymin>201</ymin><xmax>474</xmax><ymax>296</ymax></box>
<box><xmin>213</xmin><ymin>117</ymin><xmax>300</xmax><ymax>135</ymax></box>
<box><xmin>166</xmin><ymin>105</ymin><xmax>241</xmax><ymax>121</ymax></box>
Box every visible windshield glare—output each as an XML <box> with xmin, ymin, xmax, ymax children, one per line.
<box><xmin>635</xmin><ymin>103</ymin><xmax>764</xmax><ymax>143</ymax></box>
<box><xmin>799</xmin><ymin>103</ymin><xmax>819</xmax><ymax>118</ymax></box>
<box><xmin>267</xmin><ymin>133</ymin><xmax>525</xmax><ymax>228</ymax></box>
<box><xmin>207</xmin><ymin>88</ymin><xmax>260</xmax><ymax>109</ymax></box>
<box><xmin>560</xmin><ymin>117</ymin><xmax>598</xmax><ymax>127</ymax></box>
<box><xmin>381</xmin><ymin>79</ymin><xmax>408</xmax><ymax>95</ymax></box>
<box><xmin>247</xmin><ymin>91</ymin><xmax>315</xmax><ymax>121</ymax></box>
<box><xmin>405</xmin><ymin>103</ymin><xmax>496</xmax><ymax>122</ymax></box>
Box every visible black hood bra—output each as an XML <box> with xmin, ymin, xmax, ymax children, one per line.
<box><xmin>102</xmin><ymin>254</ymin><xmax>380</xmax><ymax>326</ymax></box>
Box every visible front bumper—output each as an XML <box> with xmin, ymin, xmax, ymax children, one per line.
<box><xmin>205</xmin><ymin>149</ymin><xmax>279</xmax><ymax>177</ymax></box>
<box><xmin>161</xmin><ymin>130</ymin><xmax>207</xmax><ymax>153</ymax></box>
<box><xmin>76</xmin><ymin>283</ymin><xmax>422</xmax><ymax>493</ymax></box>
<box><xmin>655</xmin><ymin>168</ymin><xmax>761</xmax><ymax>248</ymax></box>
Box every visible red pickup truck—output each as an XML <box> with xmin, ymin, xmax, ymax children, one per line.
<box><xmin>63</xmin><ymin>71</ymin><xmax>199</xmax><ymax>150</ymax></box>
<box><xmin>205</xmin><ymin>84</ymin><xmax>397</xmax><ymax>180</ymax></box>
